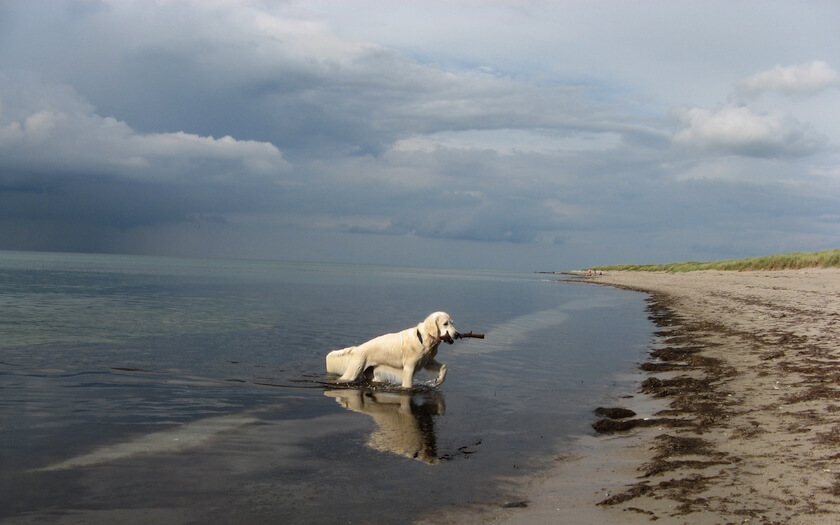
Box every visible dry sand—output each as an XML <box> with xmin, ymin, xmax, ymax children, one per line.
<box><xmin>493</xmin><ymin>268</ymin><xmax>840</xmax><ymax>524</ymax></box>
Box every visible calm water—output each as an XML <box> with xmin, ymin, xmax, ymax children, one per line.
<box><xmin>0</xmin><ymin>251</ymin><xmax>653</xmax><ymax>524</ymax></box>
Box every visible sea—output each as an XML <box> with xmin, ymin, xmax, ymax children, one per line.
<box><xmin>0</xmin><ymin>251</ymin><xmax>654</xmax><ymax>524</ymax></box>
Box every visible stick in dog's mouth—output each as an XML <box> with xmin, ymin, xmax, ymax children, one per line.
<box><xmin>453</xmin><ymin>332</ymin><xmax>485</xmax><ymax>340</ymax></box>
<box><xmin>442</xmin><ymin>332</ymin><xmax>485</xmax><ymax>343</ymax></box>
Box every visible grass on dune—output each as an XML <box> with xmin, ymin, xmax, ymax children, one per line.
<box><xmin>593</xmin><ymin>249</ymin><xmax>840</xmax><ymax>272</ymax></box>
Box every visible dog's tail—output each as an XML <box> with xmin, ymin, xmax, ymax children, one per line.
<box><xmin>325</xmin><ymin>347</ymin><xmax>356</xmax><ymax>375</ymax></box>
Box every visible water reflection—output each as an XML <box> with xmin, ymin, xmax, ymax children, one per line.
<box><xmin>324</xmin><ymin>388</ymin><xmax>446</xmax><ymax>464</ymax></box>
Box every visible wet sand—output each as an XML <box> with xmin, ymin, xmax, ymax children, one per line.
<box><xmin>494</xmin><ymin>268</ymin><xmax>840</xmax><ymax>524</ymax></box>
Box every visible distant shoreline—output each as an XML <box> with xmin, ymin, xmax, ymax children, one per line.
<box><xmin>495</xmin><ymin>268</ymin><xmax>840</xmax><ymax>523</ymax></box>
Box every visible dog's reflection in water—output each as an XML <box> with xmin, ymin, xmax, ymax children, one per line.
<box><xmin>324</xmin><ymin>388</ymin><xmax>446</xmax><ymax>464</ymax></box>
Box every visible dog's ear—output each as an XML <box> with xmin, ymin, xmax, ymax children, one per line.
<box><xmin>424</xmin><ymin>313</ymin><xmax>441</xmax><ymax>339</ymax></box>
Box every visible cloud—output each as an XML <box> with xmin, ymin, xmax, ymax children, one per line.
<box><xmin>1</xmin><ymin>1</ymin><xmax>661</xmax><ymax>162</ymax></box>
<box><xmin>1</xmin><ymin>1</ymin><xmax>839</xmax><ymax>269</ymax></box>
<box><xmin>737</xmin><ymin>60</ymin><xmax>840</xmax><ymax>98</ymax></box>
<box><xmin>672</xmin><ymin>106</ymin><xmax>824</xmax><ymax>158</ymax></box>
<box><xmin>0</xmin><ymin>76</ymin><xmax>289</xmax><ymax>181</ymax></box>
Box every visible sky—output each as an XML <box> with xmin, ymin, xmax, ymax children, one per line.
<box><xmin>1</xmin><ymin>0</ymin><xmax>839</xmax><ymax>271</ymax></box>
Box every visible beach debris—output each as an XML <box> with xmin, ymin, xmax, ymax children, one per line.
<box><xmin>597</xmin><ymin>482</ymin><xmax>652</xmax><ymax>505</ymax></box>
<box><xmin>594</xmin><ymin>406</ymin><xmax>637</xmax><ymax>419</ymax></box>
<box><xmin>592</xmin><ymin>417</ymin><xmax>693</xmax><ymax>433</ymax></box>
<box><xmin>592</xmin><ymin>418</ymin><xmax>639</xmax><ymax>432</ymax></box>
<box><xmin>641</xmin><ymin>376</ymin><xmax>711</xmax><ymax>397</ymax></box>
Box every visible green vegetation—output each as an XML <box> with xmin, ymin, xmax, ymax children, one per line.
<box><xmin>593</xmin><ymin>249</ymin><xmax>840</xmax><ymax>272</ymax></box>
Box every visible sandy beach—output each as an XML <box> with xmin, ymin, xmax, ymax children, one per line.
<box><xmin>494</xmin><ymin>268</ymin><xmax>840</xmax><ymax>524</ymax></box>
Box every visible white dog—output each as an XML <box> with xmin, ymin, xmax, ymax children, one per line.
<box><xmin>326</xmin><ymin>312</ymin><xmax>458</xmax><ymax>388</ymax></box>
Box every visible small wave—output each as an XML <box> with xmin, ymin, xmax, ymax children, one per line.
<box><xmin>110</xmin><ymin>367</ymin><xmax>157</xmax><ymax>373</ymax></box>
<box><xmin>16</xmin><ymin>369</ymin><xmax>110</xmax><ymax>379</ymax></box>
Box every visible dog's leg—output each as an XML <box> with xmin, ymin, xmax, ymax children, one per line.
<box><xmin>337</xmin><ymin>357</ymin><xmax>366</xmax><ymax>383</ymax></box>
<box><xmin>401</xmin><ymin>359</ymin><xmax>419</xmax><ymax>389</ymax></box>
<box><xmin>423</xmin><ymin>359</ymin><xmax>447</xmax><ymax>387</ymax></box>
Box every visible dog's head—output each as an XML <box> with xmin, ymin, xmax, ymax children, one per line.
<box><xmin>423</xmin><ymin>311</ymin><xmax>459</xmax><ymax>344</ymax></box>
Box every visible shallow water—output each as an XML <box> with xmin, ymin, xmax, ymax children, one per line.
<box><xmin>0</xmin><ymin>251</ymin><xmax>653</xmax><ymax>524</ymax></box>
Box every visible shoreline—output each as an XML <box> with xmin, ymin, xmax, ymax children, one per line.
<box><xmin>494</xmin><ymin>268</ymin><xmax>840</xmax><ymax>523</ymax></box>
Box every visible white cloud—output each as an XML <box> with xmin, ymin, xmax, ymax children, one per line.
<box><xmin>392</xmin><ymin>129</ymin><xmax>622</xmax><ymax>155</ymax></box>
<box><xmin>251</xmin><ymin>9</ymin><xmax>375</xmax><ymax>61</ymax></box>
<box><xmin>737</xmin><ymin>60</ymin><xmax>840</xmax><ymax>97</ymax></box>
<box><xmin>0</xmin><ymin>78</ymin><xmax>289</xmax><ymax>180</ymax></box>
<box><xmin>132</xmin><ymin>132</ymin><xmax>287</xmax><ymax>174</ymax></box>
<box><xmin>672</xmin><ymin>106</ymin><xmax>824</xmax><ymax>158</ymax></box>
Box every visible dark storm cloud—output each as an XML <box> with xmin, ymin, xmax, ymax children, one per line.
<box><xmin>1</xmin><ymin>0</ymin><xmax>839</xmax><ymax>269</ymax></box>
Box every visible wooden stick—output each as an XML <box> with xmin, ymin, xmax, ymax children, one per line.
<box><xmin>455</xmin><ymin>331</ymin><xmax>485</xmax><ymax>339</ymax></box>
